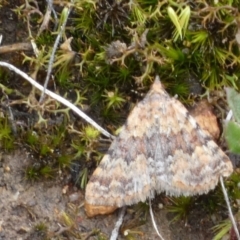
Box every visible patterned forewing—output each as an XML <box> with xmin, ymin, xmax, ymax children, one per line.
<box><xmin>145</xmin><ymin>87</ymin><xmax>233</xmax><ymax>196</ymax></box>
<box><xmin>85</xmin><ymin>77</ymin><xmax>233</xmax><ymax>209</ymax></box>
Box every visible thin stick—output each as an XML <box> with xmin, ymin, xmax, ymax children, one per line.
<box><xmin>0</xmin><ymin>61</ymin><xmax>113</xmax><ymax>139</ymax></box>
<box><xmin>0</xmin><ymin>42</ymin><xmax>32</xmax><ymax>54</ymax></box>
<box><xmin>220</xmin><ymin>176</ymin><xmax>240</xmax><ymax>240</ymax></box>
<box><xmin>110</xmin><ymin>207</ymin><xmax>126</xmax><ymax>240</ymax></box>
<box><xmin>40</xmin><ymin>5</ymin><xmax>71</xmax><ymax>103</ymax></box>
<box><xmin>149</xmin><ymin>199</ymin><xmax>165</xmax><ymax>240</ymax></box>
<box><xmin>37</xmin><ymin>0</ymin><xmax>54</xmax><ymax>36</ymax></box>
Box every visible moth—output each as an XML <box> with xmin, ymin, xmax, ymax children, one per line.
<box><xmin>85</xmin><ymin>76</ymin><xmax>233</xmax><ymax>217</ymax></box>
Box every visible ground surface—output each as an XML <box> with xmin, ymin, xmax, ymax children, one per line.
<box><xmin>0</xmin><ymin>1</ymin><xmax>234</xmax><ymax>240</ymax></box>
<box><xmin>0</xmin><ymin>149</ymin><xmax>219</xmax><ymax>240</ymax></box>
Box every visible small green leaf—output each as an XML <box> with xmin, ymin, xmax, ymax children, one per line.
<box><xmin>212</xmin><ymin>219</ymin><xmax>231</xmax><ymax>240</ymax></box>
<box><xmin>168</xmin><ymin>6</ymin><xmax>191</xmax><ymax>41</ymax></box>
<box><xmin>226</xmin><ymin>87</ymin><xmax>240</xmax><ymax>123</ymax></box>
<box><xmin>168</xmin><ymin>7</ymin><xmax>182</xmax><ymax>40</ymax></box>
<box><xmin>58</xmin><ymin>6</ymin><xmax>70</xmax><ymax>31</ymax></box>
<box><xmin>225</xmin><ymin>121</ymin><xmax>240</xmax><ymax>154</ymax></box>
<box><xmin>179</xmin><ymin>6</ymin><xmax>190</xmax><ymax>36</ymax></box>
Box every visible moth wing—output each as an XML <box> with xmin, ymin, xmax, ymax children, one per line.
<box><xmin>85</xmin><ymin>78</ymin><xmax>233</xmax><ymax>208</ymax></box>
<box><xmin>148</xmin><ymin>91</ymin><xmax>233</xmax><ymax>196</ymax></box>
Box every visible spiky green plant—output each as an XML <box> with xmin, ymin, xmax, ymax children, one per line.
<box><xmin>103</xmin><ymin>87</ymin><xmax>126</xmax><ymax>110</ymax></box>
<box><xmin>0</xmin><ymin>118</ymin><xmax>14</xmax><ymax>151</ymax></box>
<box><xmin>167</xmin><ymin>196</ymin><xmax>194</xmax><ymax>222</ymax></box>
<box><xmin>212</xmin><ymin>219</ymin><xmax>232</xmax><ymax>240</ymax></box>
<box><xmin>25</xmin><ymin>166</ymin><xmax>40</xmax><ymax>181</ymax></box>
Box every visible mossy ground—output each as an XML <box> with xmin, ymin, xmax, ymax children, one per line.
<box><xmin>0</xmin><ymin>0</ymin><xmax>240</xmax><ymax>239</ymax></box>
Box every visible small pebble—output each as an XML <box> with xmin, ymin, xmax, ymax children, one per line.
<box><xmin>158</xmin><ymin>203</ymin><xmax>163</xmax><ymax>209</ymax></box>
<box><xmin>69</xmin><ymin>192</ymin><xmax>80</xmax><ymax>202</ymax></box>
<box><xmin>4</xmin><ymin>166</ymin><xmax>10</xmax><ymax>172</ymax></box>
<box><xmin>62</xmin><ymin>185</ymin><xmax>69</xmax><ymax>194</ymax></box>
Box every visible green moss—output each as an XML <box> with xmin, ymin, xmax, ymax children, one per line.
<box><xmin>5</xmin><ymin>2</ymin><xmax>240</xmax><ymax>237</ymax></box>
<box><xmin>167</xmin><ymin>196</ymin><xmax>194</xmax><ymax>222</ymax></box>
<box><xmin>34</xmin><ymin>222</ymin><xmax>48</xmax><ymax>232</ymax></box>
<box><xmin>35</xmin><ymin>31</ymin><xmax>55</xmax><ymax>46</ymax></box>
<box><xmin>25</xmin><ymin>166</ymin><xmax>40</xmax><ymax>181</ymax></box>
<box><xmin>57</xmin><ymin>155</ymin><xmax>73</xmax><ymax>169</ymax></box>
<box><xmin>0</xmin><ymin>118</ymin><xmax>14</xmax><ymax>151</ymax></box>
